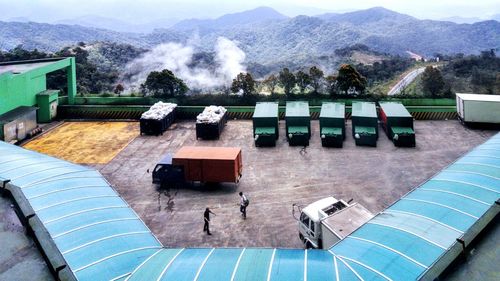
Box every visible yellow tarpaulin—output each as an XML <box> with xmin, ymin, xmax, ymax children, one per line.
<box><xmin>23</xmin><ymin>122</ymin><xmax>139</xmax><ymax>164</ymax></box>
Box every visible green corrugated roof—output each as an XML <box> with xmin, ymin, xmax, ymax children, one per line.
<box><xmin>379</xmin><ymin>102</ymin><xmax>412</xmax><ymax>117</ymax></box>
<box><xmin>320</xmin><ymin>102</ymin><xmax>345</xmax><ymax>119</ymax></box>
<box><xmin>288</xmin><ymin>126</ymin><xmax>308</xmax><ymax>134</ymax></box>
<box><xmin>352</xmin><ymin>102</ymin><xmax>377</xmax><ymax>118</ymax></box>
<box><xmin>321</xmin><ymin>127</ymin><xmax>342</xmax><ymax>135</ymax></box>
<box><xmin>255</xmin><ymin>127</ymin><xmax>275</xmax><ymax>135</ymax></box>
<box><xmin>354</xmin><ymin>126</ymin><xmax>376</xmax><ymax>134</ymax></box>
<box><xmin>253</xmin><ymin>102</ymin><xmax>279</xmax><ymax>118</ymax></box>
<box><xmin>286</xmin><ymin>101</ymin><xmax>310</xmax><ymax>117</ymax></box>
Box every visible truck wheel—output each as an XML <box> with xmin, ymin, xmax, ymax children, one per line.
<box><xmin>305</xmin><ymin>241</ymin><xmax>313</xmax><ymax>249</ymax></box>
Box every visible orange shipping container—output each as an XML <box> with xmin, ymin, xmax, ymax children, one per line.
<box><xmin>172</xmin><ymin>146</ymin><xmax>242</xmax><ymax>183</ymax></box>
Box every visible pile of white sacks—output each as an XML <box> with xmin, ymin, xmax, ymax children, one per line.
<box><xmin>196</xmin><ymin>105</ymin><xmax>227</xmax><ymax>124</ymax></box>
<box><xmin>141</xmin><ymin>102</ymin><xmax>177</xmax><ymax>120</ymax></box>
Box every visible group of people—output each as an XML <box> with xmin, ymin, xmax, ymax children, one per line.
<box><xmin>203</xmin><ymin>192</ymin><xmax>249</xmax><ymax>235</ymax></box>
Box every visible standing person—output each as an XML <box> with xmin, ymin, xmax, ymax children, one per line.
<box><xmin>203</xmin><ymin>207</ymin><xmax>215</xmax><ymax>235</ymax></box>
<box><xmin>239</xmin><ymin>192</ymin><xmax>249</xmax><ymax>219</ymax></box>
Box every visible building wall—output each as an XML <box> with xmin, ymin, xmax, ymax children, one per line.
<box><xmin>0</xmin><ymin>58</ymin><xmax>76</xmax><ymax>115</ymax></box>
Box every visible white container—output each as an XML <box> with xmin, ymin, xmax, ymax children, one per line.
<box><xmin>456</xmin><ymin>93</ymin><xmax>500</xmax><ymax>124</ymax></box>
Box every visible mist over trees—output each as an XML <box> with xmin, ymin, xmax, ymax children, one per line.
<box><xmin>141</xmin><ymin>69</ymin><xmax>188</xmax><ymax>97</ymax></box>
<box><xmin>1</xmin><ymin>43</ymin><xmax>498</xmax><ymax>102</ymax></box>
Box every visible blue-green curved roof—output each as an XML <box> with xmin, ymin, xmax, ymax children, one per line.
<box><xmin>0</xmin><ymin>133</ymin><xmax>498</xmax><ymax>281</ymax></box>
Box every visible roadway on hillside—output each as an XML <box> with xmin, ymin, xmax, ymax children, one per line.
<box><xmin>388</xmin><ymin>67</ymin><xmax>426</xmax><ymax>95</ymax></box>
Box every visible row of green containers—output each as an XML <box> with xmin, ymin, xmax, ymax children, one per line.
<box><xmin>252</xmin><ymin>101</ymin><xmax>415</xmax><ymax>147</ymax></box>
<box><xmin>350</xmin><ymin>101</ymin><xmax>415</xmax><ymax>147</ymax></box>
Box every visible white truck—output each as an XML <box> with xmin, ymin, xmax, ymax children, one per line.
<box><xmin>294</xmin><ymin>197</ymin><xmax>373</xmax><ymax>249</ymax></box>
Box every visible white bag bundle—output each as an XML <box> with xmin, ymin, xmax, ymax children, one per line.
<box><xmin>196</xmin><ymin>105</ymin><xmax>227</xmax><ymax>124</ymax></box>
<box><xmin>141</xmin><ymin>102</ymin><xmax>178</xmax><ymax>120</ymax></box>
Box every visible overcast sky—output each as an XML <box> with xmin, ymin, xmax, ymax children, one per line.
<box><xmin>0</xmin><ymin>0</ymin><xmax>498</xmax><ymax>22</ymax></box>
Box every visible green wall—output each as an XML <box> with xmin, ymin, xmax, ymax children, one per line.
<box><xmin>0</xmin><ymin>58</ymin><xmax>76</xmax><ymax>115</ymax></box>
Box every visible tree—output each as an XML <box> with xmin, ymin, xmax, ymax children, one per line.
<box><xmin>336</xmin><ymin>64</ymin><xmax>367</xmax><ymax>95</ymax></box>
<box><xmin>141</xmin><ymin>69</ymin><xmax>188</xmax><ymax>97</ymax></box>
<box><xmin>263</xmin><ymin>74</ymin><xmax>279</xmax><ymax>94</ymax></box>
<box><xmin>114</xmin><ymin>84</ymin><xmax>125</xmax><ymax>96</ymax></box>
<box><xmin>295</xmin><ymin>71</ymin><xmax>311</xmax><ymax>94</ymax></box>
<box><xmin>421</xmin><ymin>66</ymin><xmax>445</xmax><ymax>97</ymax></box>
<box><xmin>325</xmin><ymin>75</ymin><xmax>337</xmax><ymax>96</ymax></box>
<box><xmin>279</xmin><ymin>68</ymin><xmax>296</xmax><ymax>97</ymax></box>
<box><xmin>309</xmin><ymin>66</ymin><xmax>324</xmax><ymax>94</ymax></box>
<box><xmin>231</xmin><ymin>72</ymin><xmax>256</xmax><ymax>96</ymax></box>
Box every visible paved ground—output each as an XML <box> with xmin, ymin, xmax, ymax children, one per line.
<box><xmin>0</xmin><ymin>195</ymin><xmax>53</xmax><ymax>281</ymax></box>
<box><xmin>1</xmin><ymin>120</ymin><xmax>497</xmax><ymax>281</ymax></box>
<box><xmin>23</xmin><ymin>122</ymin><xmax>139</xmax><ymax>164</ymax></box>
<box><xmin>96</xmin><ymin>120</ymin><xmax>494</xmax><ymax>249</ymax></box>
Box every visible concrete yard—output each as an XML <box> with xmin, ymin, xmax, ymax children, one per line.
<box><xmin>94</xmin><ymin>120</ymin><xmax>494</xmax><ymax>248</ymax></box>
<box><xmin>2</xmin><ymin>119</ymin><xmax>498</xmax><ymax>281</ymax></box>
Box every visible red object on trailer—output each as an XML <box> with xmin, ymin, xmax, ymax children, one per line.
<box><xmin>172</xmin><ymin>146</ymin><xmax>242</xmax><ymax>183</ymax></box>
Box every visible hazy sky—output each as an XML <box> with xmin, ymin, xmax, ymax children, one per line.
<box><xmin>0</xmin><ymin>0</ymin><xmax>498</xmax><ymax>22</ymax></box>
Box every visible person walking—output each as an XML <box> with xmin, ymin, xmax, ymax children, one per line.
<box><xmin>239</xmin><ymin>192</ymin><xmax>249</xmax><ymax>219</ymax></box>
<box><xmin>203</xmin><ymin>207</ymin><xmax>215</xmax><ymax>235</ymax></box>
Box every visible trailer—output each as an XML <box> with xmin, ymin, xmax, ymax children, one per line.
<box><xmin>153</xmin><ymin>146</ymin><xmax>242</xmax><ymax>185</ymax></box>
<box><xmin>140</xmin><ymin>102</ymin><xmax>177</xmax><ymax>135</ymax></box>
<box><xmin>351</xmin><ymin>102</ymin><xmax>378</xmax><ymax>147</ymax></box>
<box><xmin>379</xmin><ymin>102</ymin><xmax>415</xmax><ymax>147</ymax></box>
<box><xmin>295</xmin><ymin>197</ymin><xmax>373</xmax><ymax>249</ymax></box>
<box><xmin>252</xmin><ymin>102</ymin><xmax>279</xmax><ymax>147</ymax></box>
<box><xmin>285</xmin><ymin>101</ymin><xmax>311</xmax><ymax>146</ymax></box>
<box><xmin>456</xmin><ymin>93</ymin><xmax>500</xmax><ymax>125</ymax></box>
<box><xmin>196</xmin><ymin>106</ymin><xmax>228</xmax><ymax>140</ymax></box>
<box><xmin>319</xmin><ymin>102</ymin><xmax>345</xmax><ymax>147</ymax></box>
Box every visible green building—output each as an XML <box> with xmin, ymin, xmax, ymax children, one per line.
<box><xmin>0</xmin><ymin>58</ymin><xmax>77</xmax><ymax>117</ymax></box>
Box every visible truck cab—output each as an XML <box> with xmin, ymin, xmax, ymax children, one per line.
<box><xmin>297</xmin><ymin>197</ymin><xmax>373</xmax><ymax>249</ymax></box>
<box><xmin>152</xmin><ymin>154</ymin><xmax>184</xmax><ymax>185</ymax></box>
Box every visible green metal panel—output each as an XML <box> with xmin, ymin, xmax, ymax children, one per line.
<box><xmin>391</xmin><ymin>127</ymin><xmax>415</xmax><ymax>134</ymax></box>
<box><xmin>379</xmin><ymin>102</ymin><xmax>414</xmax><ymax>143</ymax></box>
<box><xmin>379</xmin><ymin>102</ymin><xmax>412</xmax><ymax>117</ymax></box>
<box><xmin>352</xmin><ymin>102</ymin><xmax>377</xmax><ymax>118</ymax></box>
<box><xmin>353</xmin><ymin>126</ymin><xmax>378</xmax><ymax>147</ymax></box>
<box><xmin>254</xmin><ymin>127</ymin><xmax>276</xmax><ymax>135</ymax></box>
<box><xmin>253</xmin><ymin>102</ymin><xmax>279</xmax><ymax>118</ymax></box>
<box><xmin>253</xmin><ymin>102</ymin><xmax>279</xmax><ymax>139</ymax></box>
<box><xmin>285</xmin><ymin>101</ymin><xmax>310</xmax><ymax>117</ymax></box>
<box><xmin>321</xmin><ymin>127</ymin><xmax>342</xmax><ymax>135</ymax></box>
<box><xmin>0</xmin><ymin>58</ymin><xmax>76</xmax><ymax>115</ymax></box>
<box><xmin>319</xmin><ymin>102</ymin><xmax>345</xmax><ymax>140</ymax></box>
<box><xmin>352</xmin><ymin>102</ymin><xmax>378</xmax><ymax>139</ymax></box>
<box><xmin>285</xmin><ymin>102</ymin><xmax>311</xmax><ymax>142</ymax></box>
<box><xmin>320</xmin><ymin>102</ymin><xmax>344</xmax><ymax>119</ymax></box>
<box><xmin>37</xmin><ymin>90</ymin><xmax>59</xmax><ymax>123</ymax></box>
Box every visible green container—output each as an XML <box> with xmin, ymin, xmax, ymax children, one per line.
<box><xmin>354</xmin><ymin>126</ymin><xmax>377</xmax><ymax>147</ymax></box>
<box><xmin>320</xmin><ymin>102</ymin><xmax>345</xmax><ymax>147</ymax></box>
<box><xmin>391</xmin><ymin>127</ymin><xmax>416</xmax><ymax>147</ymax></box>
<box><xmin>352</xmin><ymin>102</ymin><xmax>378</xmax><ymax>147</ymax></box>
<box><xmin>288</xmin><ymin>126</ymin><xmax>310</xmax><ymax>146</ymax></box>
<box><xmin>379</xmin><ymin>102</ymin><xmax>415</xmax><ymax>147</ymax></box>
<box><xmin>321</xmin><ymin>127</ymin><xmax>343</xmax><ymax>147</ymax></box>
<box><xmin>253</xmin><ymin>102</ymin><xmax>279</xmax><ymax>146</ymax></box>
<box><xmin>254</xmin><ymin>127</ymin><xmax>277</xmax><ymax>147</ymax></box>
<box><xmin>285</xmin><ymin>101</ymin><xmax>311</xmax><ymax>146</ymax></box>
<box><xmin>36</xmin><ymin>90</ymin><xmax>59</xmax><ymax>123</ymax></box>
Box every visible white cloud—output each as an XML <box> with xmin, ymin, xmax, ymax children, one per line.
<box><xmin>0</xmin><ymin>0</ymin><xmax>498</xmax><ymax>22</ymax></box>
<box><xmin>121</xmin><ymin>37</ymin><xmax>246</xmax><ymax>91</ymax></box>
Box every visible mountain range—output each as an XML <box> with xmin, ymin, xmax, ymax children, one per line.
<box><xmin>1</xmin><ymin>7</ymin><xmax>499</xmax><ymax>66</ymax></box>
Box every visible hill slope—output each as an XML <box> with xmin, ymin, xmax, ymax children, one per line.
<box><xmin>1</xmin><ymin>7</ymin><xmax>498</xmax><ymax>66</ymax></box>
